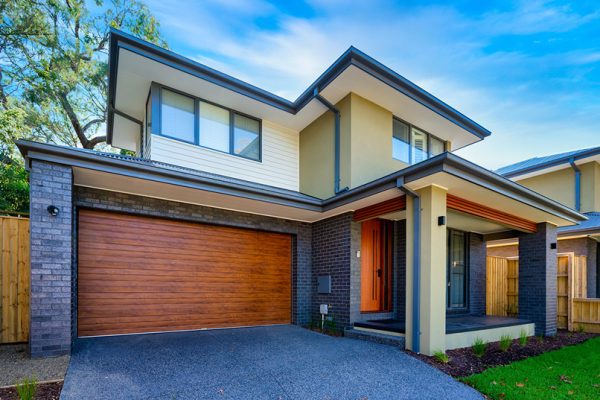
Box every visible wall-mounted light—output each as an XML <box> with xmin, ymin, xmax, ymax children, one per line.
<box><xmin>47</xmin><ymin>205</ymin><xmax>60</xmax><ymax>217</ymax></box>
<box><xmin>438</xmin><ymin>216</ymin><xmax>446</xmax><ymax>226</ymax></box>
<box><xmin>550</xmin><ymin>243</ymin><xmax>557</xmax><ymax>250</ymax></box>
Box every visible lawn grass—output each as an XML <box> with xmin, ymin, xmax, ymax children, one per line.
<box><xmin>461</xmin><ymin>336</ymin><xmax>600</xmax><ymax>400</ymax></box>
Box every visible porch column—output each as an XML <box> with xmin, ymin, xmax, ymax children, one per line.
<box><xmin>518</xmin><ymin>223</ymin><xmax>558</xmax><ymax>336</ymax></box>
<box><xmin>405</xmin><ymin>185</ymin><xmax>447</xmax><ymax>355</ymax></box>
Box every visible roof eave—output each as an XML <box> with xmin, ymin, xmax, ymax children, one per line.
<box><xmin>106</xmin><ymin>29</ymin><xmax>491</xmax><ymax>145</ymax></box>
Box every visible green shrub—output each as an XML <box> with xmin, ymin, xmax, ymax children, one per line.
<box><xmin>499</xmin><ymin>334</ymin><xmax>512</xmax><ymax>352</ymax></box>
<box><xmin>472</xmin><ymin>338</ymin><xmax>487</xmax><ymax>358</ymax></box>
<box><xmin>433</xmin><ymin>350</ymin><xmax>449</xmax><ymax>363</ymax></box>
<box><xmin>577</xmin><ymin>324</ymin><xmax>585</xmax><ymax>333</ymax></box>
<box><xmin>519</xmin><ymin>329</ymin><xmax>529</xmax><ymax>346</ymax></box>
<box><xmin>16</xmin><ymin>378</ymin><xmax>36</xmax><ymax>400</ymax></box>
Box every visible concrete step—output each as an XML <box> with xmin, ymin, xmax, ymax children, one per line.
<box><xmin>344</xmin><ymin>328</ymin><xmax>405</xmax><ymax>349</ymax></box>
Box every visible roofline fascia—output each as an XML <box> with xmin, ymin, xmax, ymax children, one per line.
<box><xmin>501</xmin><ymin>147</ymin><xmax>600</xmax><ymax>178</ymax></box>
<box><xmin>17</xmin><ymin>141</ymin><xmax>585</xmax><ymax>224</ymax></box>
<box><xmin>106</xmin><ymin>29</ymin><xmax>491</xmax><ymax>145</ymax></box>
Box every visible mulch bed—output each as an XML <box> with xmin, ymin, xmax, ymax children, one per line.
<box><xmin>0</xmin><ymin>381</ymin><xmax>63</xmax><ymax>400</ymax></box>
<box><xmin>408</xmin><ymin>331</ymin><xmax>598</xmax><ymax>378</ymax></box>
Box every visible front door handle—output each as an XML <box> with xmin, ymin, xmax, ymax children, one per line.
<box><xmin>377</xmin><ymin>268</ymin><xmax>382</xmax><ymax>277</ymax></box>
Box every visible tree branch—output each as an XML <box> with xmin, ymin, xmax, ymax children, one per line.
<box><xmin>82</xmin><ymin>117</ymin><xmax>104</xmax><ymax>133</ymax></box>
<box><xmin>57</xmin><ymin>91</ymin><xmax>89</xmax><ymax>148</ymax></box>
<box><xmin>87</xmin><ymin>135</ymin><xmax>106</xmax><ymax>149</ymax></box>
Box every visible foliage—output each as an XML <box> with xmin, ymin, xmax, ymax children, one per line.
<box><xmin>16</xmin><ymin>377</ymin><xmax>37</xmax><ymax>400</ymax></box>
<box><xmin>462</xmin><ymin>337</ymin><xmax>600</xmax><ymax>400</ymax></box>
<box><xmin>433</xmin><ymin>350</ymin><xmax>449</xmax><ymax>364</ymax></box>
<box><xmin>577</xmin><ymin>324</ymin><xmax>585</xmax><ymax>333</ymax></box>
<box><xmin>0</xmin><ymin>0</ymin><xmax>166</xmax><ymax>153</ymax></box>
<box><xmin>0</xmin><ymin>161</ymin><xmax>29</xmax><ymax>213</ymax></box>
<box><xmin>519</xmin><ymin>329</ymin><xmax>529</xmax><ymax>346</ymax></box>
<box><xmin>472</xmin><ymin>337</ymin><xmax>487</xmax><ymax>358</ymax></box>
<box><xmin>499</xmin><ymin>335</ymin><xmax>512</xmax><ymax>352</ymax></box>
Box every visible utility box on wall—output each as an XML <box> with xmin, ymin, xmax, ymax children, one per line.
<box><xmin>317</xmin><ymin>275</ymin><xmax>331</xmax><ymax>294</ymax></box>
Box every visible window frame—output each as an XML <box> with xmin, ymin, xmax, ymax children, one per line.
<box><xmin>392</xmin><ymin>116</ymin><xmax>447</xmax><ymax>164</ymax></box>
<box><xmin>153</xmin><ymin>83</ymin><xmax>262</xmax><ymax>162</ymax></box>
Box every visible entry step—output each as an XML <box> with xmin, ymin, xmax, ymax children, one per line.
<box><xmin>344</xmin><ymin>328</ymin><xmax>405</xmax><ymax>349</ymax></box>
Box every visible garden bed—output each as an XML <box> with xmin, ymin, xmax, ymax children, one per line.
<box><xmin>409</xmin><ymin>330</ymin><xmax>597</xmax><ymax>378</ymax></box>
<box><xmin>0</xmin><ymin>381</ymin><xmax>63</xmax><ymax>400</ymax></box>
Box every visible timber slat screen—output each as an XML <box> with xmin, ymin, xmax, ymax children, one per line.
<box><xmin>77</xmin><ymin>209</ymin><xmax>292</xmax><ymax>337</ymax></box>
<box><xmin>487</xmin><ymin>254</ymin><xmax>600</xmax><ymax>332</ymax></box>
<box><xmin>486</xmin><ymin>257</ymin><xmax>518</xmax><ymax>317</ymax></box>
<box><xmin>0</xmin><ymin>216</ymin><xmax>30</xmax><ymax>344</ymax></box>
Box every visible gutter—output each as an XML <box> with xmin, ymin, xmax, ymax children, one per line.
<box><xmin>397</xmin><ymin>177</ymin><xmax>420</xmax><ymax>354</ymax></box>
<box><xmin>313</xmin><ymin>89</ymin><xmax>347</xmax><ymax>194</ymax></box>
<box><xmin>569</xmin><ymin>157</ymin><xmax>581</xmax><ymax>212</ymax></box>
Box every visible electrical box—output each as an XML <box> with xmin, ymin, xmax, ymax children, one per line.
<box><xmin>320</xmin><ymin>304</ymin><xmax>329</xmax><ymax>315</ymax></box>
<box><xmin>317</xmin><ymin>275</ymin><xmax>331</xmax><ymax>294</ymax></box>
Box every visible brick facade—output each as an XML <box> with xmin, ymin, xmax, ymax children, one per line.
<box><xmin>518</xmin><ymin>223</ymin><xmax>558</xmax><ymax>336</ymax></box>
<box><xmin>469</xmin><ymin>233</ymin><xmax>487</xmax><ymax>316</ymax></box>
<box><xmin>29</xmin><ymin>161</ymin><xmax>73</xmax><ymax>358</ymax></box>
<box><xmin>311</xmin><ymin>213</ymin><xmax>353</xmax><ymax>327</ymax></box>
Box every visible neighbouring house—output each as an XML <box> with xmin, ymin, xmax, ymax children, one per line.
<box><xmin>17</xmin><ymin>29</ymin><xmax>587</xmax><ymax>359</ymax></box>
<box><xmin>489</xmin><ymin>147</ymin><xmax>600</xmax><ymax>298</ymax></box>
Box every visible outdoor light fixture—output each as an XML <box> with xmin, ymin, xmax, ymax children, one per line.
<box><xmin>550</xmin><ymin>243</ymin><xmax>557</xmax><ymax>249</ymax></box>
<box><xmin>438</xmin><ymin>216</ymin><xmax>446</xmax><ymax>226</ymax></box>
<box><xmin>47</xmin><ymin>205</ymin><xmax>60</xmax><ymax>216</ymax></box>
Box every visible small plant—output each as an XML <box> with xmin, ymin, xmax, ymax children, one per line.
<box><xmin>519</xmin><ymin>329</ymin><xmax>529</xmax><ymax>346</ymax></box>
<box><xmin>433</xmin><ymin>350</ymin><xmax>449</xmax><ymax>363</ymax></box>
<box><xmin>16</xmin><ymin>378</ymin><xmax>36</xmax><ymax>400</ymax></box>
<box><xmin>472</xmin><ymin>337</ymin><xmax>487</xmax><ymax>358</ymax></box>
<box><xmin>577</xmin><ymin>324</ymin><xmax>585</xmax><ymax>333</ymax></box>
<box><xmin>536</xmin><ymin>334</ymin><xmax>544</xmax><ymax>343</ymax></box>
<box><xmin>499</xmin><ymin>334</ymin><xmax>512</xmax><ymax>352</ymax></box>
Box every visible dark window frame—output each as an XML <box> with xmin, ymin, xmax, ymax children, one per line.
<box><xmin>152</xmin><ymin>82</ymin><xmax>263</xmax><ymax>162</ymax></box>
<box><xmin>392</xmin><ymin>116</ymin><xmax>447</xmax><ymax>164</ymax></box>
<box><xmin>447</xmin><ymin>228</ymin><xmax>470</xmax><ymax>313</ymax></box>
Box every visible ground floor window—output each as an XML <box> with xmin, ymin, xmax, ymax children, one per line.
<box><xmin>447</xmin><ymin>229</ymin><xmax>469</xmax><ymax>310</ymax></box>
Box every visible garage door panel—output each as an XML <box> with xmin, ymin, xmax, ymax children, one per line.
<box><xmin>77</xmin><ymin>209</ymin><xmax>291</xmax><ymax>337</ymax></box>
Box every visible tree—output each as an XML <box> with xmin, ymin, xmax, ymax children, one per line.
<box><xmin>0</xmin><ymin>0</ymin><xmax>166</xmax><ymax>152</ymax></box>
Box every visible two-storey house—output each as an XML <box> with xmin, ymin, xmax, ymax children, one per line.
<box><xmin>18</xmin><ymin>29</ymin><xmax>586</xmax><ymax>358</ymax></box>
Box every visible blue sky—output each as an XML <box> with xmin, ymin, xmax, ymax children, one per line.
<box><xmin>142</xmin><ymin>0</ymin><xmax>600</xmax><ymax>169</ymax></box>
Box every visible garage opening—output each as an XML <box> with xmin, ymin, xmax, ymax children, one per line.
<box><xmin>77</xmin><ymin>209</ymin><xmax>292</xmax><ymax>337</ymax></box>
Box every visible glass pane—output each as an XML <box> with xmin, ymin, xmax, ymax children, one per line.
<box><xmin>411</xmin><ymin>128</ymin><xmax>429</xmax><ymax>163</ymax></box>
<box><xmin>233</xmin><ymin>114</ymin><xmax>260</xmax><ymax>160</ymax></box>
<box><xmin>199</xmin><ymin>101</ymin><xmax>230</xmax><ymax>152</ymax></box>
<box><xmin>392</xmin><ymin>119</ymin><xmax>410</xmax><ymax>163</ymax></box>
<box><xmin>160</xmin><ymin>89</ymin><xmax>195</xmax><ymax>143</ymax></box>
<box><xmin>449</xmin><ymin>231</ymin><xmax>466</xmax><ymax>308</ymax></box>
<box><xmin>430</xmin><ymin>136</ymin><xmax>445</xmax><ymax>157</ymax></box>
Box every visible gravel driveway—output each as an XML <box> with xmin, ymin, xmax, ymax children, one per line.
<box><xmin>61</xmin><ymin>325</ymin><xmax>482</xmax><ymax>400</ymax></box>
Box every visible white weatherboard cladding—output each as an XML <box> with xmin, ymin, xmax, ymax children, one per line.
<box><xmin>151</xmin><ymin>121</ymin><xmax>299</xmax><ymax>191</ymax></box>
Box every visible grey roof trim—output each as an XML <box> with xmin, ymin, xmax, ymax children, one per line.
<box><xmin>107</xmin><ymin>29</ymin><xmax>491</xmax><ymax>145</ymax></box>
<box><xmin>498</xmin><ymin>146</ymin><xmax>600</xmax><ymax>178</ymax></box>
<box><xmin>16</xmin><ymin>141</ymin><xmax>586</xmax><ymax>224</ymax></box>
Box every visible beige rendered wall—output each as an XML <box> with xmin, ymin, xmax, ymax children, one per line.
<box><xmin>299</xmin><ymin>92</ymin><xmax>409</xmax><ymax>198</ymax></box>
<box><xmin>349</xmin><ymin>93</ymin><xmax>408</xmax><ymax>188</ymax></box>
<box><xmin>299</xmin><ymin>95</ymin><xmax>351</xmax><ymax>199</ymax></box>
<box><xmin>515</xmin><ymin>161</ymin><xmax>600</xmax><ymax>213</ymax></box>
<box><xmin>517</xmin><ymin>168</ymin><xmax>575</xmax><ymax>210</ymax></box>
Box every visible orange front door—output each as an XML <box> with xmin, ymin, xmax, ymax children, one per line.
<box><xmin>360</xmin><ymin>219</ymin><xmax>392</xmax><ymax>312</ymax></box>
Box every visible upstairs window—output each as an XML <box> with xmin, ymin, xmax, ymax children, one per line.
<box><xmin>161</xmin><ymin>90</ymin><xmax>195</xmax><ymax>143</ymax></box>
<box><xmin>392</xmin><ymin>117</ymin><xmax>446</xmax><ymax>164</ymax></box>
<box><xmin>157</xmin><ymin>87</ymin><xmax>262</xmax><ymax>161</ymax></box>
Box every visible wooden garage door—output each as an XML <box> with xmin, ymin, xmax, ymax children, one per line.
<box><xmin>77</xmin><ymin>209</ymin><xmax>291</xmax><ymax>337</ymax></box>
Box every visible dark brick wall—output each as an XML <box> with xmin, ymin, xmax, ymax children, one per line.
<box><xmin>311</xmin><ymin>213</ymin><xmax>353</xmax><ymax>327</ymax></box>
<box><xmin>518</xmin><ymin>223</ymin><xmax>558</xmax><ymax>336</ymax></box>
<box><xmin>469</xmin><ymin>233</ymin><xmax>486</xmax><ymax>316</ymax></box>
<box><xmin>29</xmin><ymin>161</ymin><xmax>73</xmax><ymax>358</ymax></box>
<box><xmin>72</xmin><ymin>187</ymin><xmax>313</xmax><ymax>331</ymax></box>
<box><xmin>395</xmin><ymin>220</ymin><xmax>406</xmax><ymax>323</ymax></box>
